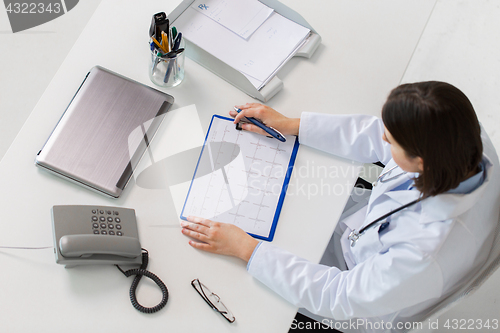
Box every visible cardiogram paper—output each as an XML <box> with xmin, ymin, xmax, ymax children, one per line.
<box><xmin>181</xmin><ymin>116</ymin><xmax>298</xmax><ymax>240</ymax></box>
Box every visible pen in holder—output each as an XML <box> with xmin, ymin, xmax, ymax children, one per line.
<box><xmin>149</xmin><ymin>37</ymin><xmax>185</xmax><ymax>88</ymax></box>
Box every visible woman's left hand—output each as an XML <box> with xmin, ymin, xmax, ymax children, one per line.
<box><xmin>181</xmin><ymin>216</ymin><xmax>259</xmax><ymax>262</ymax></box>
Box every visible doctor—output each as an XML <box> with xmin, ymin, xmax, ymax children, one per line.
<box><xmin>181</xmin><ymin>81</ymin><xmax>500</xmax><ymax>331</ymax></box>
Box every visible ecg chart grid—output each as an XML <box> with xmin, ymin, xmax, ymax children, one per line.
<box><xmin>181</xmin><ymin>116</ymin><xmax>298</xmax><ymax>240</ymax></box>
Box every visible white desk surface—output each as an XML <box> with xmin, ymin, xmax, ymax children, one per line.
<box><xmin>0</xmin><ymin>0</ymin><xmax>436</xmax><ymax>332</ymax></box>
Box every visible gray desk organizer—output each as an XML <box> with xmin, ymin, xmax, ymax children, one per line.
<box><xmin>169</xmin><ymin>0</ymin><xmax>321</xmax><ymax>102</ymax></box>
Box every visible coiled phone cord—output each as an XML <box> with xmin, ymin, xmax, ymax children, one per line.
<box><xmin>116</xmin><ymin>248</ymin><xmax>169</xmax><ymax>313</ymax></box>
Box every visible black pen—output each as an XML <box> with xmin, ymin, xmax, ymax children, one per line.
<box><xmin>162</xmin><ymin>48</ymin><xmax>184</xmax><ymax>58</ymax></box>
<box><xmin>234</xmin><ymin>107</ymin><xmax>286</xmax><ymax>142</ymax></box>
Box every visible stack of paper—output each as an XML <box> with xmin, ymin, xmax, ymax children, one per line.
<box><xmin>174</xmin><ymin>0</ymin><xmax>311</xmax><ymax>90</ymax></box>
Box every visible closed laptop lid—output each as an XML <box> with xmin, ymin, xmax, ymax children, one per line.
<box><xmin>35</xmin><ymin>66</ymin><xmax>174</xmax><ymax>198</ymax></box>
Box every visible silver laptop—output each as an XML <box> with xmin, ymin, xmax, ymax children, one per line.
<box><xmin>35</xmin><ymin>66</ymin><xmax>174</xmax><ymax>198</ymax></box>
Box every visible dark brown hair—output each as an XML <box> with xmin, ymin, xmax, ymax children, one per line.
<box><xmin>382</xmin><ymin>81</ymin><xmax>483</xmax><ymax>197</ymax></box>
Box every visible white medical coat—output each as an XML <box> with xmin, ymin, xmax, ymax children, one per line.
<box><xmin>247</xmin><ymin>113</ymin><xmax>500</xmax><ymax>332</ymax></box>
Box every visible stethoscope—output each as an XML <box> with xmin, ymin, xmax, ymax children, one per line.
<box><xmin>348</xmin><ymin>166</ymin><xmax>422</xmax><ymax>247</ymax></box>
<box><xmin>372</xmin><ymin>165</ymin><xmax>407</xmax><ymax>187</ymax></box>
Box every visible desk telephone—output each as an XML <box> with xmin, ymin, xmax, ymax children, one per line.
<box><xmin>52</xmin><ymin>205</ymin><xmax>142</xmax><ymax>267</ymax></box>
<box><xmin>51</xmin><ymin>205</ymin><xmax>168</xmax><ymax>313</ymax></box>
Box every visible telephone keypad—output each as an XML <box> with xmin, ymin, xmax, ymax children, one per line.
<box><xmin>91</xmin><ymin>208</ymin><xmax>125</xmax><ymax>236</ymax></box>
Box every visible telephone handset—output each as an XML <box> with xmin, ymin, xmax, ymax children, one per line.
<box><xmin>59</xmin><ymin>234</ymin><xmax>141</xmax><ymax>258</ymax></box>
<box><xmin>52</xmin><ymin>205</ymin><xmax>142</xmax><ymax>267</ymax></box>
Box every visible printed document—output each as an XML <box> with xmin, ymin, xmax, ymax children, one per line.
<box><xmin>174</xmin><ymin>6</ymin><xmax>310</xmax><ymax>90</ymax></box>
<box><xmin>191</xmin><ymin>0</ymin><xmax>273</xmax><ymax>39</ymax></box>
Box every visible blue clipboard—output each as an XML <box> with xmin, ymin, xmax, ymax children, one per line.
<box><xmin>180</xmin><ymin>114</ymin><xmax>299</xmax><ymax>241</ymax></box>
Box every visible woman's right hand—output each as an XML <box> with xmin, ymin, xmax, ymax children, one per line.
<box><xmin>229</xmin><ymin>103</ymin><xmax>300</xmax><ymax>137</ymax></box>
